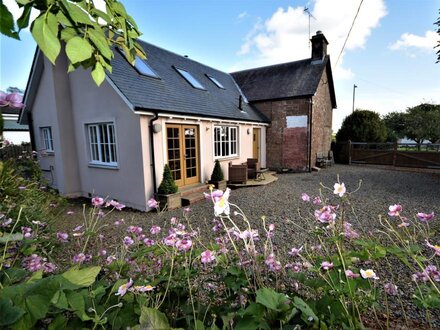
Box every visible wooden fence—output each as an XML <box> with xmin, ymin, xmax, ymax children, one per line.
<box><xmin>0</xmin><ymin>143</ymin><xmax>33</xmax><ymax>161</ymax></box>
<box><xmin>335</xmin><ymin>142</ymin><xmax>440</xmax><ymax>170</ymax></box>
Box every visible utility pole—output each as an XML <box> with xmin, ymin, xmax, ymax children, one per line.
<box><xmin>352</xmin><ymin>84</ymin><xmax>357</xmax><ymax>113</ymax></box>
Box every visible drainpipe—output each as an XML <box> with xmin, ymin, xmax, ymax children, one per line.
<box><xmin>27</xmin><ymin>111</ymin><xmax>37</xmax><ymax>152</ymax></box>
<box><xmin>308</xmin><ymin>97</ymin><xmax>313</xmax><ymax>172</ymax></box>
<box><xmin>149</xmin><ymin>112</ymin><xmax>159</xmax><ymax>194</ymax></box>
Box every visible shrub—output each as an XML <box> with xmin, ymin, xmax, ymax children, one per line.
<box><xmin>336</xmin><ymin>109</ymin><xmax>387</xmax><ymax>143</ymax></box>
<box><xmin>210</xmin><ymin>159</ymin><xmax>224</xmax><ymax>182</ymax></box>
<box><xmin>157</xmin><ymin>164</ymin><xmax>178</xmax><ymax>195</ymax></box>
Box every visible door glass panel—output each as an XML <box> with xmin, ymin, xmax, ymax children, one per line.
<box><xmin>184</xmin><ymin>127</ymin><xmax>197</xmax><ymax>179</ymax></box>
<box><xmin>167</xmin><ymin>127</ymin><xmax>181</xmax><ymax>181</ymax></box>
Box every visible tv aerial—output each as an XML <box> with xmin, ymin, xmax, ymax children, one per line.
<box><xmin>303</xmin><ymin>7</ymin><xmax>316</xmax><ymax>49</ymax></box>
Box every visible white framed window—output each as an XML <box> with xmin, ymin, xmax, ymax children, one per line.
<box><xmin>87</xmin><ymin>123</ymin><xmax>118</xmax><ymax>166</ymax></box>
<box><xmin>41</xmin><ymin>127</ymin><xmax>54</xmax><ymax>152</ymax></box>
<box><xmin>214</xmin><ymin>126</ymin><xmax>238</xmax><ymax>158</ymax></box>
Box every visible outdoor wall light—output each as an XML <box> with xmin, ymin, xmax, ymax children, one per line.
<box><xmin>247</xmin><ymin>128</ymin><xmax>251</xmax><ymax>135</ymax></box>
<box><xmin>152</xmin><ymin>123</ymin><xmax>162</xmax><ymax>133</ymax></box>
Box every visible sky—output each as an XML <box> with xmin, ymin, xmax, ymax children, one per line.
<box><xmin>1</xmin><ymin>0</ymin><xmax>439</xmax><ymax>131</ymax></box>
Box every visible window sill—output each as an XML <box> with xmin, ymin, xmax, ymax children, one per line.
<box><xmin>88</xmin><ymin>163</ymin><xmax>119</xmax><ymax>170</ymax></box>
<box><xmin>214</xmin><ymin>155</ymin><xmax>240</xmax><ymax>162</ymax></box>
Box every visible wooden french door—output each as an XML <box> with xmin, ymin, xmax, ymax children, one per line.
<box><xmin>166</xmin><ymin>124</ymin><xmax>199</xmax><ymax>187</ymax></box>
<box><xmin>253</xmin><ymin>128</ymin><xmax>261</xmax><ymax>162</ymax></box>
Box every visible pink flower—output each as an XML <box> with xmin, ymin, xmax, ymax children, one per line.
<box><xmin>91</xmin><ymin>197</ymin><xmax>105</xmax><ymax>207</ymax></box>
<box><xmin>176</xmin><ymin>239</ymin><xmax>192</xmax><ymax>251</ymax></box>
<box><xmin>170</xmin><ymin>217</ymin><xmax>177</xmax><ymax>225</ymax></box>
<box><xmin>115</xmin><ymin>278</ymin><xmax>133</xmax><ymax>296</ymax></box>
<box><xmin>345</xmin><ymin>269</ymin><xmax>360</xmax><ymax>279</ymax></box>
<box><xmin>109</xmin><ymin>200</ymin><xmax>125</xmax><ymax>210</ymax></box>
<box><xmin>23</xmin><ymin>254</ymin><xmax>43</xmax><ymax>272</ymax></box>
<box><xmin>426</xmin><ymin>240</ymin><xmax>440</xmax><ymax>256</ymax></box>
<box><xmin>184</xmin><ymin>207</ymin><xmax>191</xmax><ymax>213</ymax></box>
<box><xmin>314</xmin><ymin>206</ymin><xmax>336</xmax><ymax>223</ymax></box>
<box><xmin>66</xmin><ymin>211</ymin><xmax>75</xmax><ymax>215</ymax></box>
<box><xmin>143</xmin><ymin>238</ymin><xmax>155</xmax><ymax>246</ymax></box>
<box><xmin>288</xmin><ymin>246</ymin><xmax>303</xmax><ymax>257</ymax></box>
<box><xmin>301</xmin><ymin>193</ymin><xmax>310</xmax><ymax>202</ymax></box>
<box><xmin>123</xmin><ymin>236</ymin><xmax>134</xmax><ymax>247</ymax></box>
<box><xmin>201</xmin><ymin>250</ymin><xmax>216</xmax><ymax>264</ymax></box>
<box><xmin>73</xmin><ymin>253</ymin><xmax>86</xmax><ymax>264</ymax></box>
<box><xmin>106</xmin><ymin>256</ymin><xmax>117</xmax><ymax>265</ymax></box>
<box><xmin>150</xmin><ymin>225</ymin><xmax>161</xmax><ymax>235</ymax></box>
<box><xmin>268</xmin><ymin>223</ymin><xmax>275</xmax><ymax>231</ymax></box>
<box><xmin>212</xmin><ymin>219</ymin><xmax>223</xmax><ymax>232</ymax></box>
<box><xmin>147</xmin><ymin>198</ymin><xmax>158</xmax><ymax>209</ymax></box>
<box><xmin>43</xmin><ymin>262</ymin><xmax>56</xmax><ymax>273</ymax></box>
<box><xmin>114</xmin><ymin>219</ymin><xmax>124</xmax><ymax>226</ymax></box>
<box><xmin>131</xmin><ymin>285</ymin><xmax>156</xmax><ymax>293</ymax></box>
<box><xmin>417</xmin><ymin>212</ymin><xmax>435</xmax><ymax>223</ymax></box>
<box><xmin>21</xmin><ymin>226</ymin><xmax>32</xmax><ymax>238</ymax></box>
<box><xmin>333</xmin><ymin>182</ymin><xmax>346</xmax><ymax>197</ymax></box>
<box><xmin>0</xmin><ymin>92</ymin><xmax>24</xmax><ymax>108</ymax></box>
<box><xmin>56</xmin><ymin>232</ymin><xmax>69</xmax><ymax>243</ymax></box>
<box><xmin>384</xmin><ymin>283</ymin><xmax>398</xmax><ymax>295</ymax></box>
<box><xmin>213</xmin><ymin>188</ymin><xmax>231</xmax><ymax>216</ymax></box>
<box><xmin>388</xmin><ymin>204</ymin><xmax>402</xmax><ymax>217</ymax></box>
<box><xmin>343</xmin><ymin>222</ymin><xmax>359</xmax><ymax>240</ymax></box>
<box><xmin>127</xmin><ymin>226</ymin><xmax>143</xmax><ymax>235</ymax></box>
<box><xmin>313</xmin><ymin>197</ymin><xmax>322</xmax><ymax>205</ymax></box>
<box><xmin>163</xmin><ymin>234</ymin><xmax>177</xmax><ymax>246</ymax></box>
<box><xmin>98</xmin><ymin>249</ymin><xmax>107</xmax><ymax>257</ymax></box>
<box><xmin>397</xmin><ymin>221</ymin><xmax>410</xmax><ymax>228</ymax></box>
<box><xmin>73</xmin><ymin>225</ymin><xmax>84</xmax><ymax>232</ymax></box>
<box><xmin>360</xmin><ymin>269</ymin><xmax>379</xmax><ymax>280</ymax></box>
<box><xmin>321</xmin><ymin>261</ymin><xmax>333</xmax><ymax>270</ymax></box>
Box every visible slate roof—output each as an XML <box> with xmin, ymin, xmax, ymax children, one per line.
<box><xmin>107</xmin><ymin>41</ymin><xmax>269</xmax><ymax>123</ymax></box>
<box><xmin>3</xmin><ymin>119</ymin><xmax>29</xmax><ymax>131</ymax></box>
<box><xmin>231</xmin><ymin>56</ymin><xmax>336</xmax><ymax>107</ymax></box>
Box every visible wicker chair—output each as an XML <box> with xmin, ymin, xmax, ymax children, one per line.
<box><xmin>246</xmin><ymin>158</ymin><xmax>260</xmax><ymax>179</ymax></box>
<box><xmin>228</xmin><ymin>162</ymin><xmax>247</xmax><ymax>184</ymax></box>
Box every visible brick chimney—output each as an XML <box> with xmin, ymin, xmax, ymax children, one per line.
<box><xmin>311</xmin><ymin>30</ymin><xmax>328</xmax><ymax>62</ymax></box>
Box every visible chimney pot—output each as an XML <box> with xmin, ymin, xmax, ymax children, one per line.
<box><xmin>311</xmin><ymin>31</ymin><xmax>329</xmax><ymax>62</ymax></box>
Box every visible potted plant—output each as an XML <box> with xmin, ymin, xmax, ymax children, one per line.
<box><xmin>209</xmin><ymin>159</ymin><xmax>227</xmax><ymax>190</ymax></box>
<box><xmin>156</xmin><ymin>164</ymin><xmax>181</xmax><ymax>210</ymax></box>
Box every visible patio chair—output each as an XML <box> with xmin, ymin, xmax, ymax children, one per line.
<box><xmin>228</xmin><ymin>162</ymin><xmax>247</xmax><ymax>184</ymax></box>
<box><xmin>247</xmin><ymin>158</ymin><xmax>260</xmax><ymax>179</ymax></box>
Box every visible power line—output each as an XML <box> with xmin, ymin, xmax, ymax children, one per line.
<box><xmin>335</xmin><ymin>0</ymin><xmax>364</xmax><ymax>66</ymax></box>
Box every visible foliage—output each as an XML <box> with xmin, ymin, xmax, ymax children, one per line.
<box><xmin>0</xmin><ymin>0</ymin><xmax>145</xmax><ymax>86</ymax></box>
<box><xmin>0</xmin><ymin>108</ymin><xmax>3</xmax><ymax>137</ymax></box>
<box><xmin>157</xmin><ymin>164</ymin><xmax>178</xmax><ymax>195</ymax></box>
<box><xmin>210</xmin><ymin>159</ymin><xmax>224</xmax><ymax>182</ymax></box>
<box><xmin>435</xmin><ymin>10</ymin><xmax>440</xmax><ymax>63</ymax></box>
<box><xmin>336</xmin><ymin>109</ymin><xmax>387</xmax><ymax>143</ymax></box>
<box><xmin>383</xmin><ymin>103</ymin><xmax>440</xmax><ymax>144</ymax></box>
<box><xmin>1</xmin><ymin>162</ymin><xmax>440</xmax><ymax>328</ymax></box>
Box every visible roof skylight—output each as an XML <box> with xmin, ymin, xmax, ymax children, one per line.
<box><xmin>175</xmin><ymin>67</ymin><xmax>205</xmax><ymax>90</ymax></box>
<box><xmin>120</xmin><ymin>49</ymin><xmax>159</xmax><ymax>78</ymax></box>
<box><xmin>206</xmin><ymin>75</ymin><xmax>225</xmax><ymax>89</ymax></box>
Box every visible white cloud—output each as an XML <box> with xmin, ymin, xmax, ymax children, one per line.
<box><xmin>237</xmin><ymin>11</ymin><xmax>248</xmax><ymax>20</ymax></box>
<box><xmin>390</xmin><ymin>31</ymin><xmax>438</xmax><ymax>51</ymax></box>
<box><xmin>233</xmin><ymin>0</ymin><xmax>387</xmax><ymax>81</ymax></box>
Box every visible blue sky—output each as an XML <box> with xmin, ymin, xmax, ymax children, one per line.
<box><xmin>1</xmin><ymin>0</ymin><xmax>439</xmax><ymax>130</ymax></box>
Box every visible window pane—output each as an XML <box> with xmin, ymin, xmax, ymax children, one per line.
<box><xmin>87</xmin><ymin>123</ymin><xmax>117</xmax><ymax>165</ymax></box>
<box><xmin>207</xmin><ymin>75</ymin><xmax>225</xmax><ymax>89</ymax></box>
<box><xmin>175</xmin><ymin>68</ymin><xmax>205</xmax><ymax>89</ymax></box>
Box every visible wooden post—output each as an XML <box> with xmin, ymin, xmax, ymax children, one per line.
<box><xmin>392</xmin><ymin>142</ymin><xmax>397</xmax><ymax>167</ymax></box>
<box><xmin>348</xmin><ymin>140</ymin><xmax>352</xmax><ymax>165</ymax></box>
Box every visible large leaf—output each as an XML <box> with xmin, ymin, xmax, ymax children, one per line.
<box><xmin>25</xmin><ymin>294</ymin><xmax>50</xmax><ymax>322</ymax></box>
<box><xmin>0</xmin><ymin>3</ymin><xmax>19</xmax><ymax>39</ymax></box>
<box><xmin>256</xmin><ymin>287</ymin><xmax>289</xmax><ymax>312</ymax></box>
<box><xmin>88</xmin><ymin>27</ymin><xmax>112</xmax><ymax>59</ymax></box>
<box><xmin>17</xmin><ymin>4</ymin><xmax>32</xmax><ymax>31</ymax></box>
<box><xmin>61</xmin><ymin>266</ymin><xmax>101</xmax><ymax>288</ymax></box>
<box><xmin>0</xmin><ymin>297</ymin><xmax>25</xmax><ymax>326</ymax></box>
<box><xmin>66</xmin><ymin>36</ymin><xmax>93</xmax><ymax>64</ymax></box>
<box><xmin>0</xmin><ymin>232</ymin><xmax>23</xmax><ymax>243</ymax></box>
<box><xmin>66</xmin><ymin>291</ymin><xmax>91</xmax><ymax>321</ymax></box>
<box><xmin>139</xmin><ymin>307</ymin><xmax>170</xmax><ymax>330</ymax></box>
<box><xmin>292</xmin><ymin>297</ymin><xmax>318</xmax><ymax>323</ymax></box>
<box><xmin>61</xmin><ymin>0</ymin><xmax>92</xmax><ymax>25</ymax></box>
<box><xmin>91</xmin><ymin>62</ymin><xmax>105</xmax><ymax>86</ymax></box>
<box><xmin>31</xmin><ymin>13</ymin><xmax>60</xmax><ymax>64</ymax></box>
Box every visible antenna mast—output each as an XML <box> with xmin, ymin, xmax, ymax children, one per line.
<box><xmin>303</xmin><ymin>7</ymin><xmax>316</xmax><ymax>49</ymax></box>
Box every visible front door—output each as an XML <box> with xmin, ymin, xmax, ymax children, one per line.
<box><xmin>253</xmin><ymin>128</ymin><xmax>261</xmax><ymax>162</ymax></box>
<box><xmin>166</xmin><ymin>124</ymin><xmax>199</xmax><ymax>187</ymax></box>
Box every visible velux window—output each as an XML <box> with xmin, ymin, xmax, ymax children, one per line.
<box><xmin>87</xmin><ymin>123</ymin><xmax>118</xmax><ymax>166</ymax></box>
<box><xmin>214</xmin><ymin>126</ymin><xmax>238</xmax><ymax>158</ymax></box>
<box><xmin>206</xmin><ymin>75</ymin><xmax>225</xmax><ymax>89</ymax></box>
<box><xmin>120</xmin><ymin>49</ymin><xmax>159</xmax><ymax>78</ymax></box>
<box><xmin>175</xmin><ymin>67</ymin><xmax>205</xmax><ymax>89</ymax></box>
<box><xmin>41</xmin><ymin>127</ymin><xmax>54</xmax><ymax>152</ymax></box>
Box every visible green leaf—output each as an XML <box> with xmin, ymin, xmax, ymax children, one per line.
<box><xmin>61</xmin><ymin>266</ymin><xmax>101</xmax><ymax>288</ymax></box>
<box><xmin>48</xmin><ymin>314</ymin><xmax>67</xmax><ymax>330</ymax></box>
<box><xmin>91</xmin><ymin>62</ymin><xmax>105</xmax><ymax>86</ymax></box>
<box><xmin>56</xmin><ymin>11</ymin><xmax>74</xmax><ymax>27</ymax></box>
<box><xmin>31</xmin><ymin>13</ymin><xmax>60</xmax><ymax>65</ymax></box>
<box><xmin>60</xmin><ymin>27</ymin><xmax>77</xmax><ymax>42</ymax></box>
<box><xmin>256</xmin><ymin>287</ymin><xmax>289</xmax><ymax>312</ymax></box>
<box><xmin>292</xmin><ymin>297</ymin><xmax>318</xmax><ymax>323</ymax></box>
<box><xmin>61</xmin><ymin>0</ymin><xmax>92</xmax><ymax>25</ymax></box>
<box><xmin>0</xmin><ymin>297</ymin><xmax>25</xmax><ymax>326</ymax></box>
<box><xmin>88</xmin><ymin>27</ymin><xmax>112</xmax><ymax>59</ymax></box>
<box><xmin>25</xmin><ymin>294</ymin><xmax>50</xmax><ymax>322</ymax></box>
<box><xmin>17</xmin><ymin>4</ymin><xmax>32</xmax><ymax>31</ymax></box>
<box><xmin>0</xmin><ymin>3</ymin><xmax>19</xmax><ymax>39</ymax></box>
<box><xmin>0</xmin><ymin>232</ymin><xmax>23</xmax><ymax>243</ymax></box>
<box><xmin>139</xmin><ymin>307</ymin><xmax>170</xmax><ymax>330</ymax></box>
<box><xmin>27</xmin><ymin>269</ymin><xmax>43</xmax><ymax>283</ymax></box>
<box><xmin>51</xmin><ymin>290</ymin><xmax>68</xmax><ymax>309</ymax></box>
<box><xmin>66</xmin><ymin>36</ymin><xmax>93</xmax><ymax>64</ymax></box>
<box><xmin>66</xmin><ymin>291</ymin><xmax>91</xmax><ymax>321</ymax></box>
<box><xmin>1</xmin><ymin>267</ymin><xmax>27</xmax><ymax>285</ymax></box>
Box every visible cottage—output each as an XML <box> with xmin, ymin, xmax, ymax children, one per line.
<box><xmin>19</xmin><ymin>31</ymin><xmax>336</xmax><ymax>210</ymax></box>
